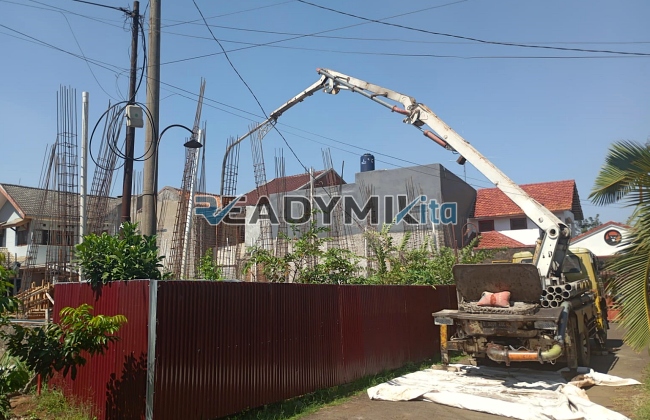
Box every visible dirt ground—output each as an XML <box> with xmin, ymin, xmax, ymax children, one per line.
<box><xmin>304</xmin><ymin>325</ymin><xmax>649</xmax><ymax>420</ymax></box>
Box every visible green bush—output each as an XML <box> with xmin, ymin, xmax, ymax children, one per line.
<box><xmin>4</xmin><ymin>304</ymin><xmax>126</xmax><ymax>381</ymax></box>
<box><xmin>0</xmin><ymin>353</ymin><xmax>31</xmax><ymax>418</ymax></box>
<box><xmin>196</xmin><ymin>249</ymin><xmax>222</xmax><ymax>280</ymax></box>
<box><xmin>74</xmin><ymin>222</ymin><xmax>167</xmax><ymax>288</ymax></box>
<box><xmin>243</xmin><ymin>219</ymin><xmax>360</xmax><ymax>284</ymax></box>
<box><xmin>365</xmin><ymin>226</ymin><xmax>494</xmax><ymax>286</ymax></box>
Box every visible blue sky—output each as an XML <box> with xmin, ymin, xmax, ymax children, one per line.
<box><xmin>1</xmin><ymin>0</ymin><xmax>648</xmax><ymax>224</ymax></box>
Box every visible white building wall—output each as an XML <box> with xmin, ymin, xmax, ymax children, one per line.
<box><xmin>0</xmin><ymin>207</ymin><xmax>27</xmax><ymax>258</ymax></box>
<box><xmin>499</xmin><ymin>229</ymin><xmax>540</xmax><ymax>245</ymax></box>
<box><xmin>471</xmin><ymin>211</ymin><xmax>576</xmax><ymax>246</ymax></box>
<box><xmin>571</xmin><ymin>225</ymin><xmax>630</xmax><ymax>257</ymax></box>
<box><xmin>245</xmin><ymin>205</ymin><xmax>261</xmax><ymax>247</ymax></box>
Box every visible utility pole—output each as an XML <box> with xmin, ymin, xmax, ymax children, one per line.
<box><xmin>121</xmin><ymin>0</ymin><xmax>140</xmax><ymax>223</ymax></box>
<box><xmin>79</xmin><ymin>91</ymin><xmax>88</xmax><ymax>281</ymax></box>
<box><xmin>142</xmin><ymin>0</ymin><xmax>161</xmax><ymax>236</ymax></box>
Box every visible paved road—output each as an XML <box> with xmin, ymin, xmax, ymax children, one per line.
<box><xmin>304</xmin><ymin>326</ymin><xmax>648</xmax><ymax>419</ymax></box>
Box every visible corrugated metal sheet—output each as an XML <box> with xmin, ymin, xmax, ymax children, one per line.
<box><xmin>152</xmin><ymin>282</ymin><xmax>457</xmax><ymax>420</ymax></box>
<box><xmin>53</xmin><ymin>281</ymin><xmax>457</xmax><ymax>420</ymax></box>
<box><xmin>52</xmin><ymin>280</ymin><xmax>149</xmax><ymax>420</ymax></box>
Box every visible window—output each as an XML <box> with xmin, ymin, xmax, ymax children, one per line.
<box><xmin>34</xmin><ymin>230</ymin><xmax>49</xmax><ymax>245</ymax></box>
<box><xmin>0</xmin><ymin>229</ymin><xmax>4</xmax><ymax>247</ymax></box>
<box><xmin>510</xmin><ymin>217</ymin><xmax>527</xmax><ymax>230</ymax></box>
<box><xmin>562</xmin><ymin>255</ymin><xmax>584</xmax><ymax>275</ymax></box>
<box><xmin>478</xmin><ymin>220</ymin><xmax>494</xmax><ymax>232</ymax></box>
<box><xmin>15</xmin><ymin>224</ymin><xmax>29</xmax><ymax>246</ymax></box>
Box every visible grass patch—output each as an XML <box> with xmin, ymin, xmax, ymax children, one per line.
<box><xmin>634</xmin><ymin>369</ymin><xmax>650</xmax><ymax>420</ymax></box>
<box><xmin>227</xmin><ymin>356</ymin><xmax>462</xmax><ymax>420</ymax></box>
<box><xmin>25</xmin><ymin>388</ymin><xmax>96</xmax><ymax>420</ymax></box>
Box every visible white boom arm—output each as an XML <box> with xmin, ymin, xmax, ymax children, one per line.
<box><xmin>220</xmin><ymin>76</ymin><xmax>328</xmax><ymax>195</ymax></box>
<box><xmin>315</xmin><ymin>68</ymin><xmax>570</xmax><ymax>283</ymax></box>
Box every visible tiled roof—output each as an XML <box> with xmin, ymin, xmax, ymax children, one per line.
<box><xmin>571</xmin><ymin>220</ymin><xmax>631</xmax><ymax>243</ymax></box>
<box><xmin>475</xmin><ymin>231</ymin><xmax>530</xmax><ymax>249</ymax></box>
<box><xmin>238</xmin><ymin>169</ymin><xmax>345</xmax><ymax>206</ymax></box>
<box><xmin>0</xmin><ymin>183</ymin><xmax>120</xmax><ymax>219</ymax></box>
<box><xmin>473</xmin><ymin>180</ymin><xmax>583</xmax><ymax>220</ymax></box>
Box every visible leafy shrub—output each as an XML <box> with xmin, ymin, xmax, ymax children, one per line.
<box><xmin>75</xmin><ymin>222</ymin><xmax>167</xmax><ymax>288</ymax></box>
<box><xmin>196</xmin><ymin>249</ymin><xmax>222</xmax><ymax>280</ymax></box>
<box><xmin>4</xmin><ymin>304</ymin><xmax>126</xmax><ymax>381</ymax></box>
<box><xmin>243</xmin><ymin>219</ymin><xmax>360</xmax><ymax>284</ymax></box>
<box><xmin>365</xmin><ymin>226</ymin><xmax>494</xmax><ymax>285</ymax></box>
<box><xmin>0</xmin><ymin>353</ymin><xmax>31</xmax><ymax>418</ymax></box>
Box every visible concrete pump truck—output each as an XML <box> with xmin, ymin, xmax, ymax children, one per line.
<box><xmin>229</xmin><ymin>68</ymin><xmax>608</xmax><ymax>369</ymax></box>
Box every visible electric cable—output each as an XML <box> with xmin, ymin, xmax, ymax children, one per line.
<box><xmin>158</xmin><ymin>33</ymin><xmax>647</xmax><ymax>60</ymax></box>
<box><xmin>0</xmin><ymin>19</ymin><xmax>630</xmax><ymax>210</ymax></box>
<box><xmin>0</xmin><ymin>23</ymin><xmax>127</xmax><ymax>72</ymax></box>
<box><xmin>163</xmin><ymin>22</ymin><xmax>650</xmax><ymax>46</ymax></box>
<box><xmin>161</xmin><ymin>0</ymin><xmax>296</xmax><ymax>29</ymax></box>
<box><xmin>59</xmin><ymin>11</ymin><xmax>118</xmax><ymax>100</ymax></box>
<box><xmin>192</xmin><ymin>0</ymin><xmax>312</xmax><ymax>179</ymax></box>
<box><xmin>0</xmin><ymin>0</ymin><xmax>125</xmax><ymax>28</ymax></box>
<box><xmin>161</xmin><ymin>0</ymin><xmax>468</xmax><ymax>65</ymax></box>
<box><xmin>296</xmin><ymin>0</ymin><xmax>650</xmax><ymax>57</ymax></box>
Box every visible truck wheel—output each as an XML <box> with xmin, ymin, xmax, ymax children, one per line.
<box><xmin>576</xmin><ymin>318</ymin><xmax>591</xmax><ymax>367</ymax></box>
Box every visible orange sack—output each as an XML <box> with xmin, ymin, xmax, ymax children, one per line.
<box><xmin>476</xmin><ymin>291</ymin><xmax>511</xmax><ymax>308</ymax></box>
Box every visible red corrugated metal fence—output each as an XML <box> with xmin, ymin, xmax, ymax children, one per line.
<box><xmin>152</xmin><ymin>282</ymin><xmax>457</xmax><ymax>419</ymax></box>
<box><xmin>52</xmin><ymin>281</ymin><xmax>457</xmax><ymax>420</ymax></box>
<box><xmin>52</xmin><ymin>280</ymin><xmax>149</xmax><ymax>420</ymax></box>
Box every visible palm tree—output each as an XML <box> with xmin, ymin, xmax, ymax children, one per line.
<box><xmin>590</xmin><ymin>140</ymin><xmax>650</xmax><ymax>351</ymax></box>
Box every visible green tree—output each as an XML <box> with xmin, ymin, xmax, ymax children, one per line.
<box><xmin>590</xmin><ymin>140</ymin><xmax>650</xmax><ymax>350</ymax></box>
<box><xmin>243</xmin><ymin>219</ymin><xmax>360</xmax><ymax>284</ymax></box>
<box><xmin>577</xmin><ymin>214</ymin><xmax>602</xmax><ymax>233</ymax></box>
<box><xmin>4</xmin><ymin>304</ymin><xmax>126</xmax><ymax>381</ymax></box>
<box><xmin>74</xmin><ymin>222</ymin><xmax>168</xmax><ymax>288</ymax></box>
<box><xmin>196</xmin><ymin>249</ymin><xmax>222</xmax><ymax>280</ymax></box>
<box><xmin>364</xmin><ymin>225</ymin><xmax>494</xmax><ymax>286</ymax></box>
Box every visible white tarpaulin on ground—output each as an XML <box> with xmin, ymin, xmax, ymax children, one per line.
<box><xmin>367</xmin><ymin>364</ymin><xmax>640</xmax><ymax>420</ymax></box>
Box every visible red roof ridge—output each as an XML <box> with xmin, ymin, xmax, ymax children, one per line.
<box><xmin>475</xmin><ymin>231</ymin><xmax>531</xmax><ymax>249</ymax></box>
<box><xmin>238</xmin><ymin>169</ymin><xmax>343</xmax><ymax>206</ymax></box>
<box><xmin>474</xmin><ymin>179</ymin><xmax>582</xmax><ymax>219</ymax></box>
<box><xmin>570</xmin><ymin>220</ymin><xmax>631</xmax><ymax>243</ymax></box>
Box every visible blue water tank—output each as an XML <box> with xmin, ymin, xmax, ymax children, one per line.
<box><xmin>360</xmin><ymin>153</ymin><xmax>375</xmax><ymax>172</ymax></box>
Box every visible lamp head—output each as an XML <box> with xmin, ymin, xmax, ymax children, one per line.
<box><xmin>184</xmin><ymin>138</ymin><xmax>202</xmax><ymax>149</ymax></box>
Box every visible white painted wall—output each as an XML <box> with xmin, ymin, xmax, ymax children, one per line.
<box><xmin>470</xmin><ymin>211</ymin><xmax>576</xmax><ymax>246</ymax></box>
<box><xmin>0</xmin><ymin>200</ymin><xmax>27</xmax><ymax>258</ymax></box>
<box><xmin>245</xmin><ymin>205</ymin><xmax>261</xmax><ymax>247</ymax></box>
<box><xmin>571</xmin><ymin>225</ymin><xmax>630</xmax><ymax>257</ymax></box>
<box><xmin>499</xmin><ymin>229</ymin><xmax>540</xmax><ymax>245</ymax></box>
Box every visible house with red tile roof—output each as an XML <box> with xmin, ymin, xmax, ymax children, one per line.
<box><xmin>236</xmin><ymin>169</ymin><xmax>344</xmax><ymax>207</ymax></box>
<box><xmin>570</xmin><ymin>221</ymin><xmax>631</xmax><ymax>258</ymax></box>
<box><xmin>470</xmin><ymin>180</ymin><xmax>584</xmax><ymax>249</ymax></box>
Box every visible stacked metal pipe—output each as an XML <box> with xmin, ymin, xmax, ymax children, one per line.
<box><xmin>540</xmin><ymin>279</ymin><xmax>591</xmax><ymax>308</ymax></box>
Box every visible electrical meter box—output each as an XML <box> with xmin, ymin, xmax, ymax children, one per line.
<box><xmin>125</xmin><ymin>105</ymin><xmax>144</xmax><ymax>128</ymax></box>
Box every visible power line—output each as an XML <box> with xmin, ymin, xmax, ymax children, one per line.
<box><xmin>0</xmin><ymin>19</ymin><xmax>631</xmax><ymax>209</ymax></box>
<box><xmin>166</xmin><ymin>21</ymin><xmax>650</xmax><ymax>47</ymax></box>
<box><xmin>0</xmin><ymin>23</ymin><xmax>127</xmax><ymax>72</ymax></box>
<box><xmin>0</xmin><ymin>0</ymin><xmax>126</xmax><ymax>28</ymax></box>
<box><xmin>193</xmin><ymin>0</ymin><xmax>313</xmax><ymax>177</ymax></box>
<box><xmin>60</xmin><ymin>10</ymin><xmax>118</xmax><ymax>100</ymax></box>
<box><xmin>296</xmin><ymin>0</ymin><xmax>650</xmax><ymax>57</ymax></box>
<box><xmin>71</xmin><ymin>0</ymin><xmax>128</xmax><ymax>13</ymax></box>
<box><xmin>161</xmin><ymin>0</ymin><xmax>469</xmax><ymax>65</ymax></box>
<box><xmin>161</xmin><ymin>0</ymin><xmax>296</xmax><ymax>29</ymax></box>
<box><xmin>159</xmin><ymin>32</ymin><xmax>648</xmax><ymax>60</ymax></box>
